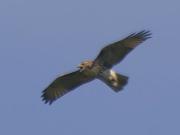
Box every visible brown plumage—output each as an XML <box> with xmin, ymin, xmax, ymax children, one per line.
<box><xmin>41</xmin><ymin>30</ymin><xmax>151</xmax><ymax>104</ymax></box>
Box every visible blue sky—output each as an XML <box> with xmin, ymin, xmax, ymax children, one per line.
<box><xmin>1</xmin><ymin>0</ymin><xmax>180</xmax><ymax>135</ymax></box>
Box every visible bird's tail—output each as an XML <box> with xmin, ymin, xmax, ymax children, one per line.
<box><xmin>99</xmin><ymin>70</ymin><xmax>128</xmax><ymax>92</ymax></box>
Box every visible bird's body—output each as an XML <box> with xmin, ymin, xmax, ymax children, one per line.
<box><xmin>78</xmin><ymin>61</ymin><xmax>128</xmax><ymax>91</ymax></box>
<box><xmin>41</xmin><ymin>30</ymin><xmax>151</xmax><ymax>104</ymax></box>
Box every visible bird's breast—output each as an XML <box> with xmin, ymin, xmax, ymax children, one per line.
<box><xmin>82</xmin><ymin>64</ymin><xmax>100</xmax><ymax>78</ymax></box>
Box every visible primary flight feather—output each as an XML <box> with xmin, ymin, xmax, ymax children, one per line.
<box><xmin>41</xmin><ymin>30</ymin><xmax>151</xmax><ymax>104</ymax></box>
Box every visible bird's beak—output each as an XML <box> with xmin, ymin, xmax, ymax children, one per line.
<box><xmin>78</xmin><ymin>64</ymin><xmax>83</xmax><ymax>69</ymax></box>
<box><xmin>78</xmin><ymin>64</ymin><xmax>84</xmax><ymax>72</ymax></box>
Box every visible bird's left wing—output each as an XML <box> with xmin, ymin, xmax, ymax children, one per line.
<box><xmin>41</xmin><ymin>70</ymin><xmax>94</xmax><ymax>104</ymax></box>
<box><xmin>94</xmin><ymin>30</ymin><xmax>151</xmax><ymax>68</ymax></box>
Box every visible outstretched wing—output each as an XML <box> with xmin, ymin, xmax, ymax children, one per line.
<box><xmin>94</xmin><ymin>30</ymin><xmax>151</xmax><ymax>68</ymax></box>
<box><xmin>41</xmin><ymin>70</ymin><xmax>94</xmax><ymax>104</ymax></box>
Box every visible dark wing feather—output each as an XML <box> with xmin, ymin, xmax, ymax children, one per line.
<box><xmin>94</xmin><ymin>30</ymin><xmax>151</xmax><ymax>68</ymax></box>
<box><xmin>41</xmin><ymin>70</ymin><xmax>94</xmax><ymax>105</ymax></box>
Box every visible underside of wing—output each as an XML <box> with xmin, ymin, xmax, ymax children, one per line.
<box><xmin>41</xmin><ymin>70</ymin><xmax>94</xmax><ymax>104</ymax></box>
<box><xmin>94</xmin><ymin>30</ymin><xmax>151</xmax><ymax>68</ymax></box>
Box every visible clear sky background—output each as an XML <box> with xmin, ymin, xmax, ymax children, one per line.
<box><xmin>1</xmin><ymin>0</ymin><xmax>180</xmax><ymax>135</ymax></box>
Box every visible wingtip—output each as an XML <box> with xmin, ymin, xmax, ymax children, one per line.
<box><xmin>41</xmin><ymin>92</ymin><xmax>54</xmax><ymax>105</ymax></box>
<box><xmin>127</xmin><ymin>30</ymin><xmax>152</xmax><ymax>39</ymax></box>
<box><xmin>41</xmin><ymin>98</ymin><xmax>54</xmax><ymax>105</ymax></box>
<box><xmin>137</xmin><ymin>30</ymin><xmax>152</xmax><ymax>39</ymax></box>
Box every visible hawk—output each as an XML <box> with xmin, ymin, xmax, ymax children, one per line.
<box><xmin>41</xmin><ymin>30</ymin><xmax>151</xmax><ymax>104</ymax></box>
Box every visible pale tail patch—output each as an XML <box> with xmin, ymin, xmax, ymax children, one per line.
<box><xmin>99</xmin><ymin>70</ymin><xmax>128</xmax><ymax>92</ymax></box>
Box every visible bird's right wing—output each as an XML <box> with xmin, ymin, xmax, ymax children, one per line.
<box><xmin>41</xmin><ymin>70</ymin><xmax>94</xmax><ymax>104</ymax></box>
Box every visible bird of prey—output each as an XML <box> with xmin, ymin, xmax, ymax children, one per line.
<box><xmin>41</xmin><ymin>30</ymin><xmax>151</xmax><ymax>104</ymax></box>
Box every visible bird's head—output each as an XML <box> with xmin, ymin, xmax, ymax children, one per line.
<box><xmin>78</xmin><ymin>61</ymin><xmax>93</xmax><ymax>72</ymax></box>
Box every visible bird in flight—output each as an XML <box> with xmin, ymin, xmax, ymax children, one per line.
<box><xmin>41</xmin><ymin>30</ymin><xmax>151</xmax><ymax>104</ymax></box>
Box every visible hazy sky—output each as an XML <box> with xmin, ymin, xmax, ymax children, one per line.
<box><xmin>1</xmin><ymin>0</ymin><xmax>180</xmax><ymax>135</ymax></box>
